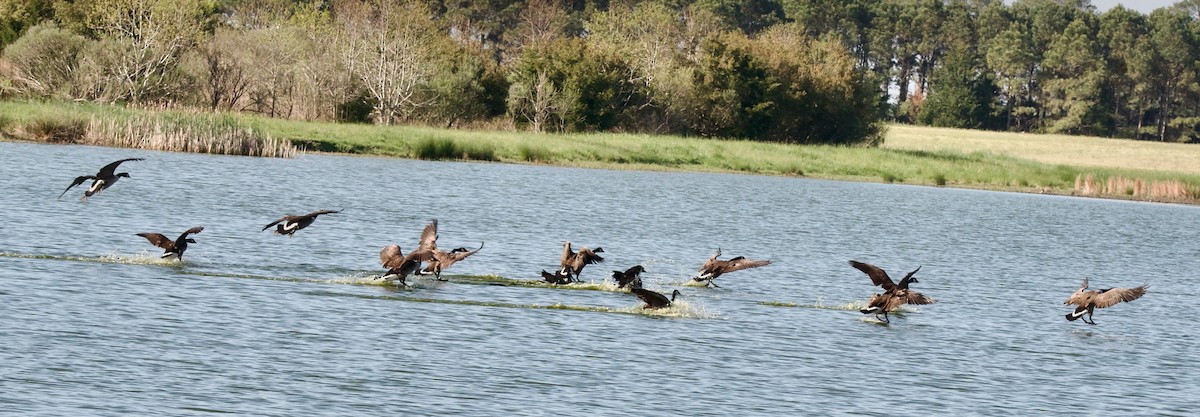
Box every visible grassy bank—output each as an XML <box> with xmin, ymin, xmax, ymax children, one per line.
<box><xmin>3</xmin><ymin>100</ymin><xmax>1199</xmax><ymax>203</ymax></box>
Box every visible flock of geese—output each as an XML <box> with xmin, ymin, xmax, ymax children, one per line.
<box><xmin>60</xmin><ymin>158</ymin><xmax>1150</xmax><ymax>323</ymax></box>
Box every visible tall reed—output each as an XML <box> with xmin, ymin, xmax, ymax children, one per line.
<box><xmin>85</xmin><ymin>114</ymin><xmax>298</xmax><ymax>158</ymax></box>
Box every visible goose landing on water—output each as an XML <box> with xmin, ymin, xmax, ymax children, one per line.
<box><xmin>137</xmin><ymin>226</ymin><xmax>204</xmax><ymax>261</ymax></box>
<box><xmin>378</xmin><ymin>219</ymin><xmax>438</xmax><ymax>287</ymax></box>
<box><xmin>1064</xmin><ymin>278</ymin><xmax>1147</xmax><ymax>325</ymax></box>
<box><xmin>848</xmin><ymin>260</ymin><xmax>935</xmax><ymax>323</ymax></box>
<box><xmin>631</xmin><ymin>287</ymin><xmax>681</xmax><ymax>310</ymax></box>
<box><xmin>59</xmin><ymin>158</ymin><xmax>144</xmax><ymax>201</ymax></box>
<box><xmin>420</xmin><ymin>242</ymin><xmax>484</xmax><ymax>281</ymax></box>
<box><xmin>557</xmin><ymin>242</ymin><xmax>604</xmax><ymax>282</ymax></box>
<box><xmin>692</xmin><ymin>248</ymin><xmax>771</xmax><ymax>287</ymax></box>
<box><xmin>261</xmin><ymin>209</ymin><xmax>341</xmax><ymax>236</ymax></box>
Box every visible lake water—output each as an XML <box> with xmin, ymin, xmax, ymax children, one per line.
<box><xmin>1</xmin><ymin>141</ymin><xmax>1197</xmax><ymax>415</ymax></box>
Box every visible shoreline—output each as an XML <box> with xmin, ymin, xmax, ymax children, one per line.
<box><xmin>6</xmin><ymin>134</ymin><xmax>1193</xmax><ymax>206</ymax></box>
<box><xmin>2</xmin><ymin>100</ymin><xmax>1198</xmax><ymax>205</ymax></box>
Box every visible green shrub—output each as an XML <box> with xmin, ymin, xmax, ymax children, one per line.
<box><xmin>518</xmin><ymin>144</ymin><xmax>552</xmax><ymax>162</ymax></box>
<box><xmin>933</xmin><ymin>173</ymin><xmax>947</xmax><ymax>186</ymax></box>
<box><xmin>413</xmin><ymin>137</ymin><xmax>461</xmax><ymax>160</ymax></box>
<box><xmin>461</xmin><ymin>142</ymin><xmax>497</xmax><ymax>161</ymax></box>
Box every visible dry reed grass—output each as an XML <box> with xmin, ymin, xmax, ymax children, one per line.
<box><xmin>1074</xmin><ymin>174</ymin><xmax>1195</xmax><ymax>200</ymax></box>
<box><xmin>84</xmin><ymin>114</ymin><xmax>298</xmax><ymax>158</ymax></box>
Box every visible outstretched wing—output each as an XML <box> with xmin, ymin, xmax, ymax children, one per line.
<box><xmin>179</xmin><ymin>226</ymin><xmax>204</xmax><ymax>239</ymax></box>
<box><xmin>902</xmin><ymin>290</ymin><xmax>936</xmax><ymax>305</ymax></box>
<box><xmin>722</xmin><ymin>257</ymin><xmax>770</xmax><ymax>273</ymax></box>
<box><xmin>59</xmin><ymin>175</ymin><xmax>94</xmax><ymax>198</ymax></box>
<box><xmin>96</xmin><ymin>158</ymin><xmax>145</xmax><ymax>177</ymax></box>
<box><xmin>849</xmin><ymin>260</ymin><xmax>896</xmax><ymax>290</ymax></box>
<box><xmin>1091</xmin><ymin>284</ymin><xmax>1148</xmax><ymax>309</ymax></box>
<box><xmin>137</xmin><ymin>233</ymin><xmax>175</xmax><ymax>250</ymax></box>
<box><xmin>380</xmin><ymin>245</ymin><xmax>404</xmax><ymax>268</ymax></box>
<box><xmin>261</xmin><ymin>215</ymin><xmax>294</xmax><ymax>231</ymax></box>
<box><xmin>1063</xmin><ymin>278</ymin><xmax>1091</xmax><ymax>305</ymax></box>
<box><xmin>418</xmin><ymin>219</ymin><xmax>439</xmax><ymax>252</ymax></box>
<box><xmin>305</xmin><ymin>209</ymin><xmax>341</xmax><ymax>219</ymax></box>
<box><xmin>578</xmin><ymin>247</ymin><xmax>604</xmax><ymax>265</ymax></box>
<box><xmin>560</xmin><ymin>241</ymin><xmax>573</xmax><ymax>267</ymax></box>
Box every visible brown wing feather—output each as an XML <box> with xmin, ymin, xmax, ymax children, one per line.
<box><xmin>902</xmin><ymin>290</ymin><xmax>936</xmax><ymax>305</ymax></box>
<box><xmin>137</xmin><ymin>233</ymin><xmax>175</xmax><ymax>250</ymax></box>
<box><xmin>261</xmin><ymin>215</ymin><xmax>300</xmax><ymax>231</ymax></box>
<box><xmin>1091</xmin><ymin>285</ymin><xmax>1148</xmax><ymax>309</ymax></box>
<box><xmin>577</xmin><ymin>247</ymin><xmax>604</xmax><ymax>266</ymax></box>
<box><xmin>418</xmin><ymin>219</ymin><xmax>439</xmax><ymax>252</ymax></box>
<box><xmin>180</xmin><ymin>226</ymin><xmax>204</xmax><ymax>238</ymax></box>
<box><xmin>306</xmin><ymin>209</ymin><xmax>341</xmax><ymax>218</ymax></box>
<box><xmin>380</xmin><ymin>245</ymin><xmax>404</xmax><ymax>268</ymax></box>
<box><xmin>560</xmin><ymin>241</ymin><xmax>573</xmax><ymax>267</ymax></box>
<box><xmin>849</xmin><ymin>260</ymin><xmax>896</xmax><ymax>290</ymax></box>
<box><xmin>721</xmin><ymin>258</ymin><xmax>770</xmax><ymax>273</ymax></box>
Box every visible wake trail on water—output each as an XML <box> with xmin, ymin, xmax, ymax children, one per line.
<box><xmin>301</xmin><ymin>290</ymin><xmax>716</xmax><ymax>318</ymax></box>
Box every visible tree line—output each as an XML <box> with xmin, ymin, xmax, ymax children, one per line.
<box><xmin>2</xmin><ymin>0</ymin><xmax>1199</xmax><ymax>144</ymax></box>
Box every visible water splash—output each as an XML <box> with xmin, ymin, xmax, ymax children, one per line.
<box><xmin>1</xmin><ymin>250</ymin><xmax>180</xmax><ymax>266</ymax></box>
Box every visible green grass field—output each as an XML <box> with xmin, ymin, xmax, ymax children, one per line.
<box><xmin>3</xmin><ymin>100</ymin><xmax>1198</xmax><ymax>203</ymax></box>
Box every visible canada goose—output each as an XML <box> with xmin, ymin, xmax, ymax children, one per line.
<box><xmin>59</xmin><ymin>158</ymin><xmax>144</xmax><ymax>201</ymax></box>
<box><xmin>1064</xmin><ymin>278</ymin><xmax>1148</xmax><ymax>324</ymax></box>
<box><xmin>692</xmin><ymin>248</ymin><xmax>771</xmax><ymax>287</ymax></box>
<box><xmin>849</xmin><ymin>260</ymin><xmax>935</xmax><ymax>323</ymax></box>
<box><xmin>611</xmin><ymin>265</ymin><xmax>645</xmax><ymax>289</ymax></box>
<box><xmin>559</xmin><ymin>241</ymin><xmax>604</xmax><ymax>282</ymax></box>
<box><xmin>378</xmin><ymin>219</ymin><xmax>438</xmax><ymax>286</ymax></box>
<box><xmin>848</xmin><ymin>260</ymin><xmax>921</xmax><ymax>291</ymax></box>
<box><xmin>137</xmin><ymin>226</ymin><xmax>204</xmax><ymax>261</ymax></box>
<box><xmin>632</xmin><ymin>287</ymin><xmax>682</xmax><ymax>310</ymax></box>
<box><xmin>261</xmin><ymin>209</ymin><xmax>341</xmax><ymax>236</ymax></box>
<box><xmin>541</xmin><ymin>269</ymin><xmax>573</xmax><ymax>285</ymax></box>
<box><xmin>421</xmin><ymin>242</ymin><xmax>484</xmax><ymax>280</ymax></box>
<box><xmin>859</xmin><ymin>290</ymin><xmax>934</xmax><ymax>323</ymax></box>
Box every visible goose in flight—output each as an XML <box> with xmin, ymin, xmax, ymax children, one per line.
<box><xmin>137</xmin><ymin>226</ymin><xmax>204</xmax><ymax>261</ymax></box>
<box><xmin>848</xmin><ymin>260</ymin><xmax>935</xmax><ymax>323</ymax></box>
<box><xmin>1064</xmin><ymin>278</ymin><xmax>1147</xmax><ymax>325</ymax></box>
<box><xmin>59</xmin><ymin>158</ymin><xmax>144</xmax><ymax>201</ymax></box>
<box><xmin>262</xmin><ymin>209</ymin><xmax>341</xmax><ymax>236</ymax></box>
<box><xmin>378</xmin><ymin>219</ymin><xmax>438</xmax><ymax>286</ymax></box>
<box><xmin>692</xmin><ymin>248</ymin><xmax>771</xmax><ymax>287</ymax></box>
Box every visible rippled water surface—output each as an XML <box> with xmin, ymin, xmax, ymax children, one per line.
<box><xmin>1</xmin><ymin>141</ymin><xmax>1197</xmax><ymax>415</ymax></box>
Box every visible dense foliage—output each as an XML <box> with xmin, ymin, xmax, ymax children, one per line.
<box><xmin>3</xmin><ymin>0</ymin><xmax>1200</xmax><ymax>143</ymax></box>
